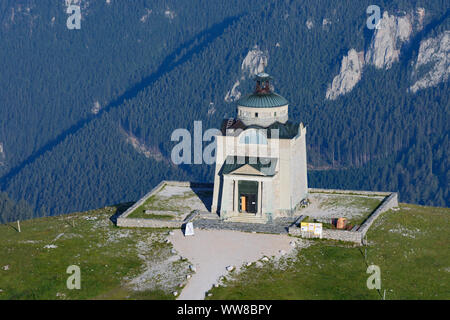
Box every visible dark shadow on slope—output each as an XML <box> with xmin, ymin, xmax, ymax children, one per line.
<box><xmin>191</xmin><ymin>183</ymin><xmax>214</xmax><ymax>212</ymax></box>
<box><xmin>109</xmin><ymin>201</ymin><xmax>135</xmax><ymax>225</ymax></box>
<box><xmin>0</xmin><ymin>14</ymin><xmax>244</xmax><ymax>191</ymax></box>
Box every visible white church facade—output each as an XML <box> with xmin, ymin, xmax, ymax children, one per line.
<box><xmin>211</xmin><ymin>73</ymin><xmax>308</xmax><ymax>222</ymax></box>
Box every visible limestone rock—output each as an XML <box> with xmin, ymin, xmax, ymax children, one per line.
<box><xmin>326</xmin><ymin>49</ymin><xmax>364</xmax><ymax>100</ymax></box>
<box><xmin>409</xmin><ymin>31</ymin><xmax>449</xmax><ymax>93</ymax></box>
<box><xmin>365</xmin><ymin>11</ymin><xmax>412</xmax><ymax>69</ymax></box>
<box><xmin>241</xmin><ymin>47</ymin><xmax>268</xmax><ymax>77</ymax></box>
<box><xmin>225</xmin><ymin>47</ymin><xmax>268</xmax><ymax>102</ymax></box>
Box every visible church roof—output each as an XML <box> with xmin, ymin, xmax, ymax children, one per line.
<box><xmin>237</xmin><ymin>92</ymin><xmax>289</xmax><ymax>108</ymax></box>
<box><xmin>221</xmin><ymin>156</ymin><xmax>278</xmax><ymax>177</ymax></box>
<box><xmin>237</xmin><ymin>73</ymin><xmax>289</xmax><ymax>108</ymax></box>
<box><xmin>221</xmin><ymin>119</ymin><xmax>300</xmax><ymax>139</ymax></box>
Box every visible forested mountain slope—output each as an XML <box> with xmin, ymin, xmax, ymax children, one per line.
<box><xmin>0</xmin><ymin>0</ymin><xmax>448</xmax><ymax>222</ymax></box>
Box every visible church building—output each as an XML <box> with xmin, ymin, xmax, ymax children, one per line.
<box><xmin>211</xmin><ymin>73</ymin><xmax>308</xmax><ymax>222</ymax></box>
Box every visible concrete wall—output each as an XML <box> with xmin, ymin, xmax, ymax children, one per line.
<box><xmin>290</xmin><ymin>124</ymin><xmax>308</xmax><ymax>208</ymax></box>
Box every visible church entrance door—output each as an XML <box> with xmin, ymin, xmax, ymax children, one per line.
<box><xmin>238</xmin><ymin>180</ymin><xmax>258</xmax><ymax>214</ymax></box>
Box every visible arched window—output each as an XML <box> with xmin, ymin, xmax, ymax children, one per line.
<box><xmin>239</xmin><ymin>129</ymin><xmax>268</xmax><ymax>145</ymax></box>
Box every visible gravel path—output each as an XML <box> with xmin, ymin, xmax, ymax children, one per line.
<box><xmin>169</xmin><ymin>229</ymin><xmax>295</xmax><ymax>300</ymax></box>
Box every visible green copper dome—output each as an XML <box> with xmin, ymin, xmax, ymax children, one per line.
<box><xmin>237</xmin><ymin>73</ymin><xmax>289</xmax><ymax>108</ymax></box>
<box><xmin>237</xmin><ymin>92</ymin><xmax>289</xmax><ymax>108</ymax></box>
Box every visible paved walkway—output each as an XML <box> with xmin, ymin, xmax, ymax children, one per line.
<box><xmin>169</xmin><ymin>229</ymin><xmax>295</xmax><ymax>300</ymax></box>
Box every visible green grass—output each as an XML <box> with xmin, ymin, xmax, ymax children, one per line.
<box><xmin>1</xmin><ymin>202</ymin><xmax>448</xmax><ymax>300</ymax></box>
<box><xmin>128</xmin><ymin>190</ymin><xmax>197</xmax><ymax>219</ymax></box>
<box><xmin>318</xmin><ymin>194</ymin><xmax>383</xmax><ymax>226</ymax></box>
<box><xmin>0</xmin><ymin>205</ymin><xmax>180</xmax><ymax>300</ymax></box>
<box><xmin>208</xmin><ymin>204</ymin><xmax>450</xmax><ymax>300</ymax></box>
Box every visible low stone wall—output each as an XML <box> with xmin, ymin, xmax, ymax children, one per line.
<box><xmin>116</xmin><ymin>180</ymin><xmax>206</xmax><ymax>228</ymax></box>
<box><xmin>117</xmin><ymin>181</ymin><xmax>399</xmax><ymax>241</ymax></box>
<box><xmin>358</xmin><ymin>192</ymin><xmax>399</xmax><ymax>237</ymax></box>
<box><xmin>309</xmin><ymin>188</ymin><xmax>391</xmax><ymax>197</ymax></box>
<box><xmin>288</xmin><ymin>192</ymin><xmax>399</xmax><ymax>245</ymax></box>
<box><xmin>117</xmin><ymin>218</ymin><xmax>183</xmax><ymax>228</ymax></box>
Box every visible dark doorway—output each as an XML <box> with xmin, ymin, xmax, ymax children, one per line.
<box><xmin>238</xmin><ymin>180</ymin><xmax>258</xmax><ymax>214</ymax></box>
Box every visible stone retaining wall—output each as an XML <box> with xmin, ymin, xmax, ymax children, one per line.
<box><xmin>288</xmin><ymin>191</ymin><xmax>399</xmax><ymax>245</ymax></box>
<box><xmin>358</xmin><ymin>192</ymin><xmax>399</xmax><ymax>239</ymax></box>
<box><xmin>116</xmin><ymin>180</ymin><xmax>205</xmax><ymax>228</ymax></box>
<box><xmin>309</xmin><ymin>188</ymin><xmax>391</xmax><ymax>196</ymax></box>
<box><xmin>117</xmin><ymin>181</ymin><xmax>399</xmax><ymax>244</ymax></box>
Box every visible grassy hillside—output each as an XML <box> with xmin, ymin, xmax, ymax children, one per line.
<box><xmin>208</xmin><ymin>204</ymin><xmax>450</xmax><ymax>300</ymax></box>
<box><xmin>0</xmin><ymin>202</ymin><xmax>448</xmax><ymax>300</ymax></box>
<box><xmin>0</xmin><ymin>203</ymin><xmax>190</xmax><ymax>300</ymax></box>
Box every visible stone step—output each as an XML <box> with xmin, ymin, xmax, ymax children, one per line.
<box><xmin>226</xmin><ymin>215</ymin><xmax>268</xmax><ymax>224</ymax></box>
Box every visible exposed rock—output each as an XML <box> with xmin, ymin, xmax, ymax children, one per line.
<box><xmin>224</xmin><ymin>80</ymin><xmax>241</xmax><ymax>103</ymax></box>
<box><xmin>326</xmin><ymin>49</ymin><xmax>364</xmax><ymax>100</ymax></box>
<box><xmin>241</xmin><ymin>47</ymin><xmax>268</xmax><ymax>77</ymax></box>
<box><xmin>2</xmin><ymin>265</ymin><xmax>9</xmax><ymax>271</ymax></box>
<box><xmin>91</xmin><ymin>101</ymin><xmax>101</xmax><ymax>114</ymax></box>
<box><xmin>226</xmin><ymin>265</ymin><xmax>234</xmax><ymax>272</ymax></box>
<box><xmin>165</xmin><ymin>10</ymin><xmax>176</xmax><ymax>20</ymax></box>
<box><xmin>322</xmin><ymin>18</ymin><xmax>332</xmax><ymax>30</ymax></box>
<box><xmin>415</xmin><ymin>8</ymin><xmax>426</xmax><ymax>31</ymax></box>
<box><xmin>140</xmin><ymin>9</ymin><xmax>152</xmax><ymax>23</ymax></box>
<box><xmin>225</xmin><ymin>47</ymin><xmax>268</xmax><ymax>102</ymax></box>
<box><xmin>365</xmin><ymin>11</ymin><xmax>413</xmax><ymax>69</ymax></box>
<box><xmin>409</xmin><ymin>31</ymin><xmax>449</xmax><ymax>93</ymax></box>
<box><xmin>189</xmin><ymin>265</ymin><xmax>196</xmax><ymax>272</ymax></box>
<box><xmin>326</xmin><ymin>9</ymin><xmax>429</xmax><ymax>99</ymax></box>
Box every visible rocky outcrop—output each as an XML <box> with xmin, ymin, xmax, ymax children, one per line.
<box><xmin>326</xmin><ymin>9</ymin><xmax>431</xmax><ymax>99</ymax></box>
<box><xmin>365</xmin><ymin>11</ymin><xmax>413</xmax><ymax>69</ymax></box>
<box><xmin>225</xmin><ymin>47</ymin><xmax>268</xmax><ymax>102</ymax></box>
<box><xmin>326</xmin><ymin>49</ymin><xmax>365</xmax><ymax>100</ymax></box>
<box><xmin>224</xmin><ymin>80</ymin><xmax>241</xmax><ymax>103</ymax></box>
<box><xmin>241</xmin><ymin>47</ymin><xmax>268</xmax><ymax>76</ymax></box>
<box><xmin>409</xmin><ymin>31</ymin><xmax>449</xmax><ymax>93</ymax></box>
